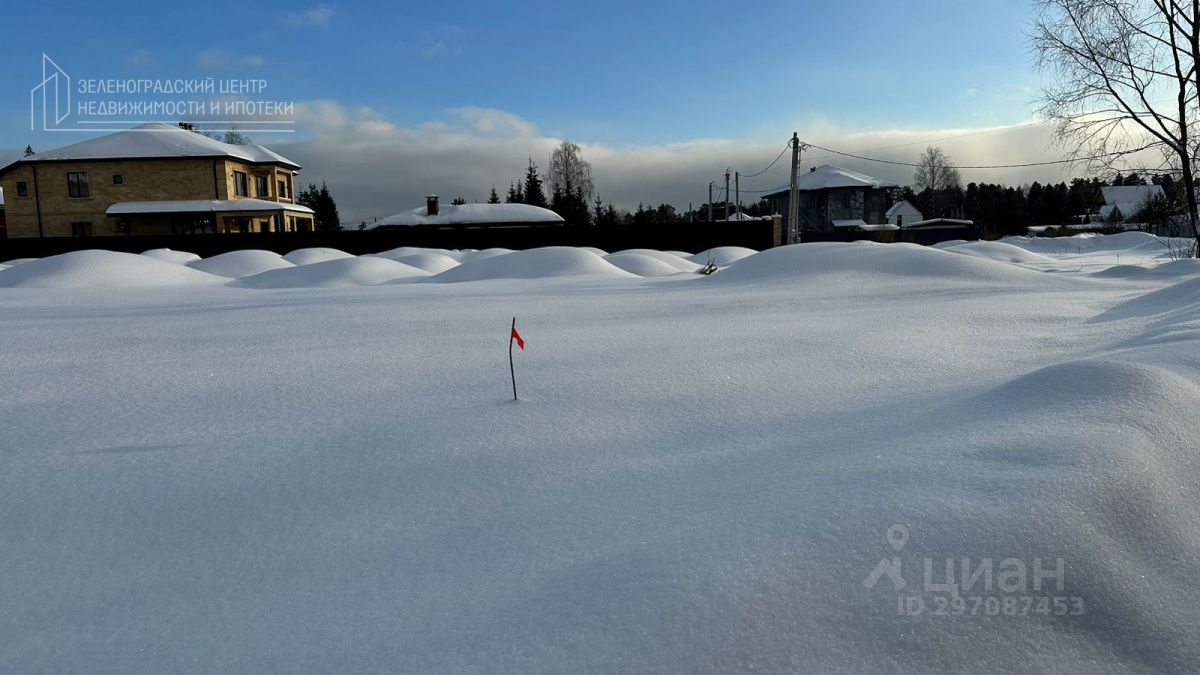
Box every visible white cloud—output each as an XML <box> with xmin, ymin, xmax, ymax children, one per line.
<box><xmin>267</xmin><ymin>101</ymin><xmax>1116</xmax><ymax>224</ymax></box>
<box><xmin>126</xmin><ymin>50</ymin><xmax>154</xmax><ymax>68</ymax></box>
<box><xmin>286</xmin><ymin>4</ymin><xmax>335</xmax><ymax>28</ymax></box>
<box><xmin>452</xmin><ymin>107</ymin><xmax>538</xmax><ymax>138</ymax></box>
<box><xmin>196</xmin><ymin>49</ymin><xmax>266</xmax><ymax>70</ymax></box>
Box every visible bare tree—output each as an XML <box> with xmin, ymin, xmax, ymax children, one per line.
<box><xmin>913</xmin><ymin>146</ymin><xmax>962</xmax><ymax>192</ymax></box>
<box><xmin>1032</xmin><ymin>0</ymin><xmax>1200</xmax><ymax>253</ymax></box>
<box><xmin>546</xmin><ymin>140</ymin><xmax>594</xmax><ymax>200</ymax></box>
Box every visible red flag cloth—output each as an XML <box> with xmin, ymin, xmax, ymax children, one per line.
<box><xmin>511</xmin><ymin>326</ymin><xmax>525</xmax><ymax>350</ymax></box>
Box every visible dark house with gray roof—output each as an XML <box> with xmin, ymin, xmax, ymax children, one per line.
<box><xmin>763</xmin><ymin>165</ymin><xmax>898</xmax><ymax>233</ymax></box>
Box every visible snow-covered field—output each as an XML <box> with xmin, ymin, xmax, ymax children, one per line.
<box><xmin>1</xmin><ymin>233</ymin><xmax>1198</xmax><ymax>673</ymax></box>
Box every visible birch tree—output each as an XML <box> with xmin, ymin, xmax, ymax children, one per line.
<box><xmin>1032</xmin><ymin>0</ymin><xmax>1200</xmax><ymax>252</ymax></box>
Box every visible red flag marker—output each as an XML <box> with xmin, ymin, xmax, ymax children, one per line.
<box><xmin>509</xmin><ymin>317</ymin><xmax>523</xmax><ymax>400</ymax></box>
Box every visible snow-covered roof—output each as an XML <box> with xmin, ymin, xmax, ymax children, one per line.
<box><xmin>721</xmin><ymin>212</ymin><xmax>768</xmax><ymax>221</ymax></box>
<box><xmin>2</xmin><ymin>123</ymin><xmax>300</xmax><ymax>174</ymax></box>
<box><xmin>1100</xmin><ymin>185</ymin><xmax>1163</xmax><ymax>207</ymax></box>
<box><xmin>1098</xmin><ymin>204</ymin><xmax>1123</xmax><ymax>221</ymax></box>
<box><xmin>832</xmin><ymin>219</ymin><xmax>898</xmax><ymax>231</ymax></box>
<box><xmin>372</xmin><ymin>203</ymin><xmax>564</xmax><ymax>227</ymax></box>
<box><xmin>906</xmin><ymin>218</ymin><xmax>975</xmax><ymax>229</ymax></box>
<box><xmin>765</xmin><ymin>165</ymin><xmax>898</xmax><ymax>195</ymax></box>
<box><xmin>106</xmin><ymin>199</ymin><xmax>314</xmax><ymax>215</ymax></box>
<box><xmin>885</xmin><ymin>200</ymin><xmax>920</xmax><ymax>218</ymax></box>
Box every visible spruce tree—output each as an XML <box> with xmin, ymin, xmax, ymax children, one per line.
<box><xmin>299</xmin><ymin>182</ymin><xmax>342</xmax><ymax>231</ymax></box>
<box><xmin>522</xmin><ymin>158</ymin><xmax>547</xmax><ymax>209</ymax></box>
<box><xmin>488</xmin><ymin>186</ymin><xmax>501</xmax><ymax>204</ymax></box>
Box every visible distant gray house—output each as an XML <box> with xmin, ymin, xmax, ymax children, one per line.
<box><xmin>1098</xmin><ymin>185</ymin><xmax>1164</xmax><ymax>223</ymax></box>
<box><xmin>763</xmin><ymin>165</ymin><xmax>897</xmax><ymax>233</ymax></box>
<box><xmin>886</xmin><ymin>200</ymin><xmax>923</xmax><ymax>228</ymax></box>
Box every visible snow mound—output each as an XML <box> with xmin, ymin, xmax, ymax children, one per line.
<box><xmin>188</xmin><ymin>250</ymin><xmax>294</xmax><ymax>278</ymax></box>
<box><xmin>236</xmin><ymin>257</ymin><xmax>428</xmax><ymax>288</ymax></box>
<box><xmin>939</xmin><ymin>240</ymin><xmax>1053</xmax><ymax>264</ymax></box>
<box><xmin>458</xmin><ymin>248</ymin><xmax>514</xmax><ymax>263</ymax></box>
<box><xmin>140</xmin><ymin>248</ymin><xmax>201</xmax><ymax>264</ymax></box>
<box><xmin>604</xmin><ymin>252</ymin><xmax>696</xmax><ymax>276</ymax></box>
<box><xmin>1091</xmin><ymin>258</ymin><xmax>1200</xmax><ymax>280</ymax></box>
<box><xmin>373</xmin><ymin>246</ymin><xmax>467</xmax><ymax>262</ymax></box>
<box><xmin>0</xmin><ymin>250</ymin><xmax>222</xmax><ymax>288</ymax></box>
<box><xmin>712</xmin><ymin>242</ymin><xmax>1046</xmax><ymax>285</ymax></box>
<box><xmin>1</xmin><ymin>258</ymin><xmax>38</xmax><ymax>266</ymax></box>
<box><xmin>283</xmin><ymin>248</ymin><xmax>355</xmax><ymax>266</ymax></box>
<box><xmin>386</xmin><ymin>253</ymin><xmax>460</xmax><ymax>274</ymax></box>
<box><xmin>608</xmin><ymin>249</ymin><xmax>701</xmax><ymax>273</ymax></box>
<box><xmin>931</xmin><ymin>239</ymin><xmax>969</xmax><ymax>249</ymax></box>
<box><xmin>432</xmin><ymin>246</ymin><xmax>636</xmax><ymax>282</ymax></box>
<box><xmin>1097</xmin><ymin>274</ymin><xmax>1200</xmax><ymax>320</ymax></box>
<box><xmin>1006</xmin><ymin>231</ymin><xmax>1167</xmax><ymax>255</ymax></box>
<box><xmin>687</xmin><ymin>246</ymin><xmax>757</xmax><ymax>266</ymax></box>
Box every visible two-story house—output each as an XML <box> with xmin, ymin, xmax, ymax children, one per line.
<box><xmin>0</xmin><ymin>123</ymin><xmax>314</xmax><ymax>238</ymax></box>
<box><xmin>763</xmin><ymin>165</ymin><xmax>897</xmax><ymax>233</ymax></box>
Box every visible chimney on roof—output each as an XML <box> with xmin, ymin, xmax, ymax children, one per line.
<box><xmin>426</xmin><ymin>194</ymin><xmax>439</xmax><ymax>216</ymax></box>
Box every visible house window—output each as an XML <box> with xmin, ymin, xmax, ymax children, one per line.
<box><xmin>71</xmin><ymin>221</ymin><xmax>93</xmax><ymax>237</ymax></box>
<box><xmin>113</xmin><ymin>174</ymin><xmax>124</xmax><ymax>185</ymax></box>
<box><xmin>233</xmin><ymin>171</ymin><xmax>248</xmax><ymax>197</ymax></box>
<box><xmin>839</xmin><ymin>191</ymin><xmax>850</xmax><ymax>209</ymax></box>
<box><xmin>67</xmin><ymin>172</ymin><xmax>90</xmax><ymax>198</ymax></box>
<box><xmin>16</xmin><ymin>181</ymin><xmax>28</xmax><ymax>197</ymax></box>
<box><xmin>255</xmin><ymin>175</ymin><xmax>269</xmax><ymax>198</ymax></box>
<box><xmin>277</xmin><ymin>179</ymin><xmax>288</xmax><ymax>199</ymax></box>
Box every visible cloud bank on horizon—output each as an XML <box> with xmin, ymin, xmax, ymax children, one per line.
<box><xmin>264</xmin><ymin>101</ymin><xmax>1077</xmax><ymax>223</ymax></box>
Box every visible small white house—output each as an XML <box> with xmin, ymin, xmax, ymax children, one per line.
<box><xmin>886</xmin><ymin>200</ymin><xmax>923</xmax><ymax>228</ymax></box>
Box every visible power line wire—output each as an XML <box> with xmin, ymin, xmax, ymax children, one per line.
<box><xmin>738</xmin><ymin>141</ymin><xmax>793</xmax><ymax>178</ymax></box>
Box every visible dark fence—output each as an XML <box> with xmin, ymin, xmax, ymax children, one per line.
<box><xmin>0</xmin><ymin>220</ymin><xmax>780</xmax><ymax>260</ymax></box>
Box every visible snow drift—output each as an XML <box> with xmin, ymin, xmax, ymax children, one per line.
<box><xmin>141</xmin><ymin>248</ymin><xmax>201</xmax><ymax>264</ymax></box>
<box><xmin>236</xmin><ymin>257</ymin><xmax>428</xmax><ymax>288</ymax></box>
<box><xmin>283</xmin><ymin>248</ymin><xmax>355</xmax><ymax>266</ymax></box>
<box><xmin>0</xmin><ymin>250</ymin><xmax>222</xmax><ymax>288</ymax></box>
<box><xmin>711</xmin><ymin>241</ymin><xmax>1048</xmax><ymax>285</ymax></box>
<box><xmin>687</xmin><ymin>246</ymin><xmax>757</xmax><ymax>266</ymax></box>
<box><xmin>939</xmin><ymin>240</ymin><xmax>1053</xmax><ymax>264</ymax></box>
<box><xmin>604</xmin><ymin>249</ymin><xmax>701</xmax><ymax>276</ymax></box>
<box><xmin>187</xmin><ymin>250</ymin><xmax>294</xmax><ymax>278</ymax></box>
<box><xmin>432</xmin><ymin>247</ymin><xmax>635</xmax><ymax>282</ymax></box>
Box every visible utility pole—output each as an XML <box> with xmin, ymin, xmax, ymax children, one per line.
<box><xmin>787</xmin><ymin>132</ymin><xmax>801</xmax><ymax>245</ymax></box>
<box><xmin>708</xmin><ymin>182</ymin><xmax>713</xmax><ymax>222</ymax></box>
<box><xmin>735</xmin><ymin>171</ymin><xmax>740</xmax><ymax>219</ymax></box>
<box><xmin>724</xmin><ymin>170</ymin><xmax>731</xmax><ymax>221</ymax></box>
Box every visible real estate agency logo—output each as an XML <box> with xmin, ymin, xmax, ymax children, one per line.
<box><xmin>862</xmin><ymin>524</ymin><xmax>1086</xmax><ymax>618</ymax></box>
<box><xmin>31</xmin><ymin>53</ymin><xmax>295</xmax><ymax>133</ymax></box>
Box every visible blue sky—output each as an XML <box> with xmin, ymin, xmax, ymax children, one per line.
<box><xmin>2</xmin><ymin>0</ymin><xmax>1054</xmax><ymax>218</ymax></box>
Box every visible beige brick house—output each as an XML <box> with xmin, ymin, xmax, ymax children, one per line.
<box><xmin>0</xmin><ymin>123</ymin><xmax>314</xmax><ymax>238</ymax></box>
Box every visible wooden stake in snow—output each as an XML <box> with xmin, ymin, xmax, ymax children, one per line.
<box><xmin>509</xmin><ymin>317</ymin><xmax>525</xmax><ymax>400</ymax></box>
